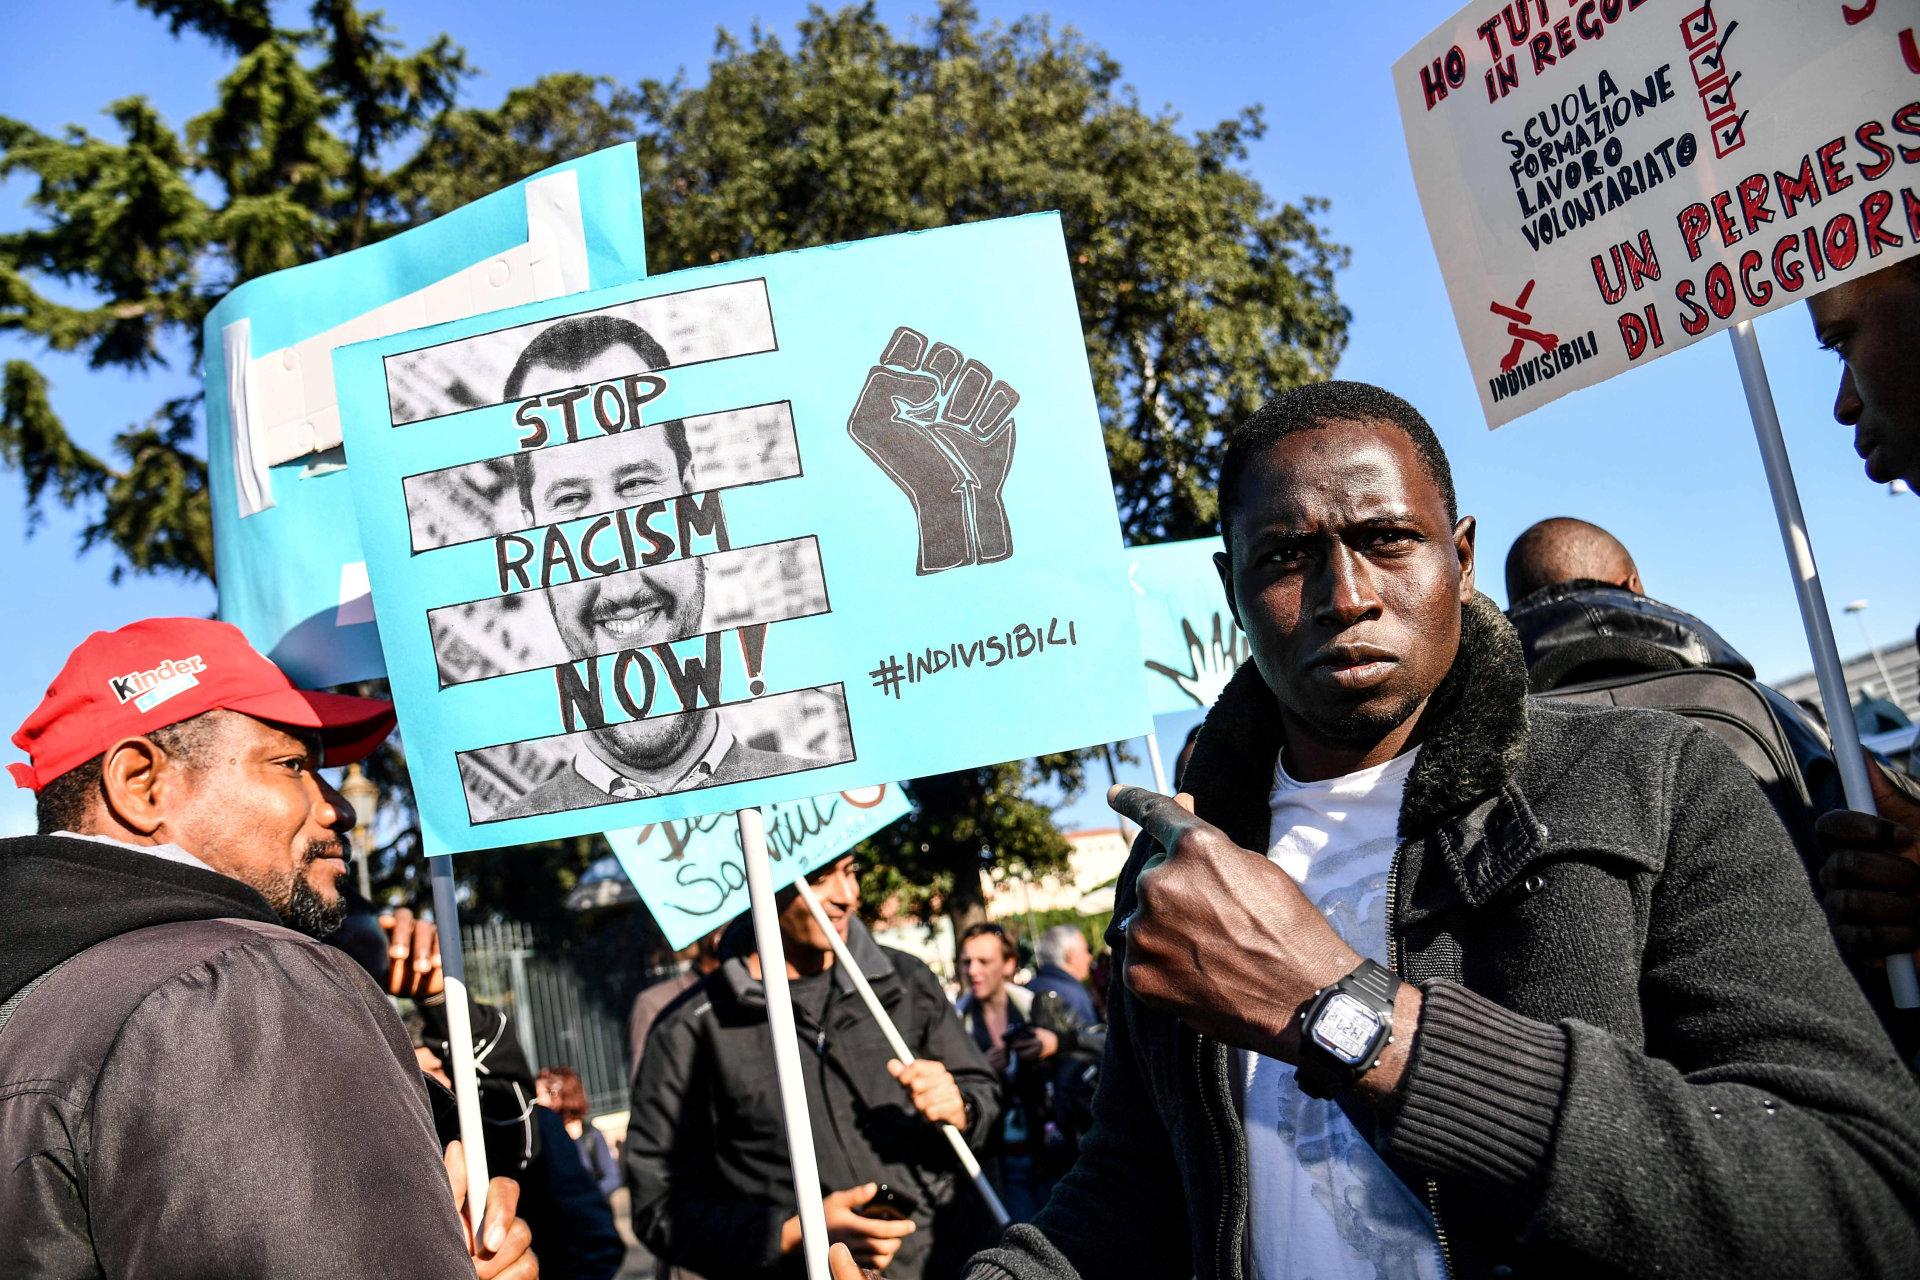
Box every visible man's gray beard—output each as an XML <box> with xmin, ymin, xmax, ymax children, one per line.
<box><xmin>257</xmin><ymin>840</ymin><xmax>349</xmax><ymax>938</ymax></box>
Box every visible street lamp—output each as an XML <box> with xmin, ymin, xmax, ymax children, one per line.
<box><xmin>340</xmin><ymin>761</ymin><xmax>380</xmax><ymax>901</ymax></box>
<box><xmin>1844</xmin><ymin>600</ymin><xmax>1901</xmax><ymax>705</ymax></box>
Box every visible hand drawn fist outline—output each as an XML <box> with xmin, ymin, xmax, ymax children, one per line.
<box><xmin>1145</xmin><ymin>614</ymin><xmax>1248</xmax><ymax>709</ymax></box>
<box><xmin>847</xmin><ymin>327</ymin><xmax>1018</xmax><ymax>575</ymax></box>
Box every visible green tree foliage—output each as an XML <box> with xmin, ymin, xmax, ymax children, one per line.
<box><xmin>0</xmin><ymin>0</ymin><xmax>1348</xmax><ymax>938</ymax></box>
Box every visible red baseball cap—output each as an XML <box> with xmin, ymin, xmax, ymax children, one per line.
<box><xmin>9</xmin><ymin>617</ymin><xmax>397</xmax><ymax>791</ymax></box>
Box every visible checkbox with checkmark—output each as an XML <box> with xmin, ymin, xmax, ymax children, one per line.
<box><xmin>1682</xmin><ymin>5</ymin><xmax>1717</xmax><ymax>50</ymax></box>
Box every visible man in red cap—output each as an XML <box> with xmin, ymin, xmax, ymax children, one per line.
<box><xmin>0</xmin><ymin>617</ymin><xmax>536</xmax><ymax>1278</ymax></box>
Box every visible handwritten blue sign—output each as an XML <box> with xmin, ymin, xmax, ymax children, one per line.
<box><xmin>204</xmin><ymin>144</ymin><xmax>648</xmax><ymax>687</ymax></box>
<box><xmin>607</xmin><ymin>784</ymin><xmax>912</xmax><ymax>948</ymax></box>
<box><xmin>335</xmin><ymin>213</ymin><xmax>1150</xmax><ymax>854</ymax></box>
<box><xmin>1128</xmin><ymin>537</ymin><xmax>1242</xmax><ymax>716</ymax></box>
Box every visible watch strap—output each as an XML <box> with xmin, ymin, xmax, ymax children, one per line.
<box><xmin>1295</xmin><ymin>957</ymin><xmax>1401</xmax><ymax>1099</ymax></box>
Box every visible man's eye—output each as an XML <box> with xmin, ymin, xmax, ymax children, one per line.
<box><xmin>549</xmin><ymin>490</ymin><xmax>587</xmax><ymax>511</ymax></box>
<box><xmin>281</xmin><ymin>758</ymin><xmax>308</xmax><ymax>774</ymax></box>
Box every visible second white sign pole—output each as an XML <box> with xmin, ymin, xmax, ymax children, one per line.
<box><xmin>739</xmin><ymin>806</ymin><xmax>832</xmax><ymax>1279</ymax></box>
<box><xmin>427</xmin><ymin>854</ymin><xmax>491</xmax><ymax>1241</ymax></box>
<box><xmin>1727</xmin><ymin>322</ymin><xmax>1920</xmax><ymax>1008</ymax></box>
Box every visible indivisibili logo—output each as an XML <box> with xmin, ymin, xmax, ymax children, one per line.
<box><xmin>1486</xmin><ymin>279</ymin><xmax>1599</xmax><ymax>405</ymax></box>
<box><xmin>110</xmin><ymin>654</ymin><xmax>207</xmax><ymax>713</ymax></box>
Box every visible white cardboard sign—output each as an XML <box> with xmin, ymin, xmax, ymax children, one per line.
<box><xmin>1395</xmin><ymin>0</ymin><xmax>1920</xmax><ymax>427</ymax></box>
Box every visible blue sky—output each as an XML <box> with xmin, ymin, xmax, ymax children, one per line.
<box><xmin>2</xmin><ymin>0</ymin><xmax>1910</xmax><ymax>840</ymax></box>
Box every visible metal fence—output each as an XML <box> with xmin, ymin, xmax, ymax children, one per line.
<box><xmin>462</xmin><ymin>919</ymin><xmax>633</xmax><ymax>1116</ymax></box>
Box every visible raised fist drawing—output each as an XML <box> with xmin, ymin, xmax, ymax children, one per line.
<box><xmin>847</xmin><ymin>326</ymin><xmax>1018</xmax><ymax>575</ymax></box>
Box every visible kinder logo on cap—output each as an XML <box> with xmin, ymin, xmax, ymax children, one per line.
<box><xmin>109</xmin><ymin>654</ymin><xmax>208</xmax><ymax>713</ymax></box>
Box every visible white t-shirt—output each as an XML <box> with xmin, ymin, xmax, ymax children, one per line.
<box><xmin>1240</xmin><ymin>749</ymin><xmax>1443</xmax><ymax>1280</ymax></box>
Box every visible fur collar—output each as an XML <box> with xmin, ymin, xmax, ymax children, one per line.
<box><xmin>1180</xmin><ymin>593</ymin><xmax>1531</xmax><ymax>852</ymax></box>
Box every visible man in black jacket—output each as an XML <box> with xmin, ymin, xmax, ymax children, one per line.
<box><xmin>627</xmin><ymin>853</ymin><xmax>1001</xmax><ymax>1278</ymax></box>
<box><xmin>1502</xmin><ymin>515</ymin><xmax>1844</xmax><ymax>855</ymax></box>
<box><xmin>0</xmin><ymin>616</ymin><xmax>535</xmax><ymax>1279</ymax></box>
<box><xmin>966</xmin><ymin>381</ymin><xmax>1920</xmax><ymax>1280</ymax></box>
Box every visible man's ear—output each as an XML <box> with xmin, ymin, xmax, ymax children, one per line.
<box><xmin>1212</xmin><ymin>549</ymin><xmax>1243</xmax><ymax>631</ymax></box>
<box><xmin>1453</xmin><ymin>516</ymin><xmax>1478</xmax><ymax>600</ymax></box>
<box><xmin>98</xmin><ymin>736</ymin><xmax>172</xmax><ymax>837</ymax></box>
<box><xmin>1625</xmin><ymin>568</ymin><xmax>1645</xmax><ymax>595</ymax></box>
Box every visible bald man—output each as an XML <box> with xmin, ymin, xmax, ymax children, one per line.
<box><xmin>1503</xmin><ymin>516</ymin><xmax>1842</xmax><ymax>835</ymax></box>
<box><xmin>1502</xmin><ymin>519</ymin><xmax>1920</xmax><ymax>1059</ymax></box>
<box><xmin>1504</xmin><ymin>516</ymin><xmax>1642</xmax><ymax>604</ymax></box>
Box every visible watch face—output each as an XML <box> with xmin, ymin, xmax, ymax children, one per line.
<box><xmin>1311</xmin><ymin>992</ymin><xmax>1381</xmax><ymax>1066</ymax></box>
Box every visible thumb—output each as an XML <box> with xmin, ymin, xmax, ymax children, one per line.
<box><xmin>829</xmin><ymin>1242</ymin><xmax>872</xmax><ymax>1280</ymax></box>
<box><xmin>1174</xmin><ymin>791</ymin><xmax>1196</xmax><ymax>814</ymax></box>
<box><xmin>887</xmin><ymin>1058</ymin><xmax>906</xmax><ymax>1079</ymax></box>
<box><xmin>827</xmin><ymin>1182</ymin><xmax>877</xmax><ymax>1209</ymax></box>
<box><xmin>443</xmin><ymin>1139</ymin><xmax>467</xmax><ymax>1208</ymax></box>
<box><xmin>1866</xmin><ymin>750</ymin><xmax>1901</xmax><ymax>809</ymax></box>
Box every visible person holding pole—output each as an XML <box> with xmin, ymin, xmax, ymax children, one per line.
<box><xmin>625</xmin><ymin>853</ymin><xmax>1001</xmax><ymax>1278</ymax></box>
<box><xmin>1808</xmin><ymin>258</ymin><xmax>1920</xmax><ymax>1024</ymax></box>
<box><xmin>1810</xmin><ymin>255</ymin><xmax>1920</xmax><ymax>492</ymax></box>
<box><xmin>963</xmin><ymin>382</ymin><xmax>1920</xmax><ymax>1280</ymax></box>
<box><xmin>0</xmin><ymin>617</ymin><xmax>538</xmax><ymax>1278</ymax></box>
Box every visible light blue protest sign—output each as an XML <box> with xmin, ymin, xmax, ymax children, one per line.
<box><xmin>1127</xmin><ymin>537</ymin><xmax>1242</xmax><ymax>716</ymax></box>
<box><xmin>204</xmin><ymin>144</ymin><xmax>649</xmax><ymax>688</ymax></box>
<box><xmin>335</xmin><ymin>213</ymin><xmax>1150</xmax><ymax>855</ymax></box>
<box><xmin>607</xmin><ymin>783</ymin><xmax>912</xmax><ymax>949</ymax></box>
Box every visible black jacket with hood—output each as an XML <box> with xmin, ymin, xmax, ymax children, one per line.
<box><xmin>968</xmin><ymin>596</ymin><xmax>1920</xmax><ymax>1280</ymax></box>
<box><xmin>625</xmin><ymin>914</ymin><xmax>1002</xmax><ymax>1279</ymax></box>
<box><xmin>0</xmin><ymin>833</ymin><xmax>473</xmax><ymax>1279</ymax></box>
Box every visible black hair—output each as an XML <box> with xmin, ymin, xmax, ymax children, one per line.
<box><xmin>503</xmin><ymin>314</ymin><xmax>672</xmax><ymax>400</ymax></box>
<box><xmin>35</xmin><ymin>712</ymin><xmax>222</xmax><ymax>834</ymax></box>
<box><xmin>504</xmin><ymin>314</ymin><xmax>692</xmax><ymax>513</ymax></box>
<box><xmin>1216</xmin><ymin>381</ymin><xmax>1458</xmax><ymax>548</ymax></box>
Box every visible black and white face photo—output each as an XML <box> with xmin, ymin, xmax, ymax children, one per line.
<box><xmin>379</xmin><ymin>285</ymin><xmax>855</xmax><ymax>824</ymax></box>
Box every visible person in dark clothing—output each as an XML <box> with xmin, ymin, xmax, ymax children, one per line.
<box><xmin>626</xmin><ymin>853</ymin><xmax>1001</xmax><ymax>1278</ymax></box>
<box><xmin>334</xmin><ymin>898</ymin><xmax>542</xmax><ymax>1176</ymax></box>
<box><xmin>538</xmin><ymin>1066</ymin><xmax>621</xmax><ymax>1202</ymax></box>
<box><xmin>955</xmin><ymin>924</ymin><xmax>1071</xmax><ymax>1222</ymax></box>
<box><xmin>522</xmin><ymin>1105</ymin><xmax>627</xmax><ymax>1280</ymax></box>
<box><xmin>961</xmin><ymin>381</ymin><xmax>1920</xmax><ymax>1280</ymax></box>
<box><xmin>1502</xmin><ymin>516</ymin><xmax>1845</xmax><ymax>857</ymax></box>
<box><xmin>0</xmin><ymin>616</ymin><xmax>535</xmax><ymax>1279</ymax></box>
<box><xmin>1025</xmin><ymin>925</ymin><xmax>1098</xmax><ymax>1028</ymax></box>
<box><xmin>629</xmin><ymin>927</ymin><xmax>725</xmax><ymax>1082</ymax></box>
<box><xmin>1504</xmin><ymin>516</ymin><xmax>1920</xmax><ymax>1060</ymax></box>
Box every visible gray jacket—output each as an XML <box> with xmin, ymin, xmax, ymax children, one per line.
<box><xmin>0</xmin><ymin>834</ymin><xmax>472</xmax><ymax>1279</ymax></box>
<box><xmin>969</xmin><ymin>595</ymin><xmax>1920</xmax><ymax>1280</ymax></box>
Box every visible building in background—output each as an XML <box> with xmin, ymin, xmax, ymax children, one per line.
<box><xmin>1776</xmin><ymin>635</ymin><xmax>1918</xmax><ymax>767</ymax></box>
<box><xmin>985</xmin><ymin>827</ymin><xmax>1131</xmax><ymax>924</ymax></box>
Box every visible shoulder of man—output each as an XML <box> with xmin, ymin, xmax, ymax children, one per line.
<box><xmin>875</xmin><ymin>944</ymin><xmax>944</xmax><ymax>999</ymax></box>
<box><xmin>16</xmin><ymin>917</ymin><xmax>409</xmax><ymax>1070</ymax></box>
<box><xmin>649</xmin><ymin>966</ymin><xmax>728</xmax><ymax>1038</ymax></box>
<box><xmin>714</xmin><ymin>739</ymin><xmax>810</xmax><ymax>783</ymax></box>
<box><xmin>1519</xmin><ymin>695</ymin><xmax>1726</xmax><ymax>789</ymax></box>
<box><xmin>494</xmin><ymin>766</ymin><xmax>598</xmax><ymax>820</ymax></box>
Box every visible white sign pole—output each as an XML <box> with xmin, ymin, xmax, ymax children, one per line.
<box><xmin>1726</xmin><ymin>322</ymin><xmax>1920</xmax><ymax>1008</ymax></box>
<box><xmin>793</xmin><ymin>879</ymin><xmax>1012</xmax><ymax>1228</ymax></box>
<box><xmin>739</xmin><ymin>807</ymin><xmax>831</xmax><ymax>1280</ymax></box>
<box><xmin>1144</xmin><ymin>729</ymin><xmax>1172</xmax><ymax>796</ymax></box>
<box><xmin>427</xmin><ymin>854</ymin><xmax>491</xmax><ymax>1240</ymax></box>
